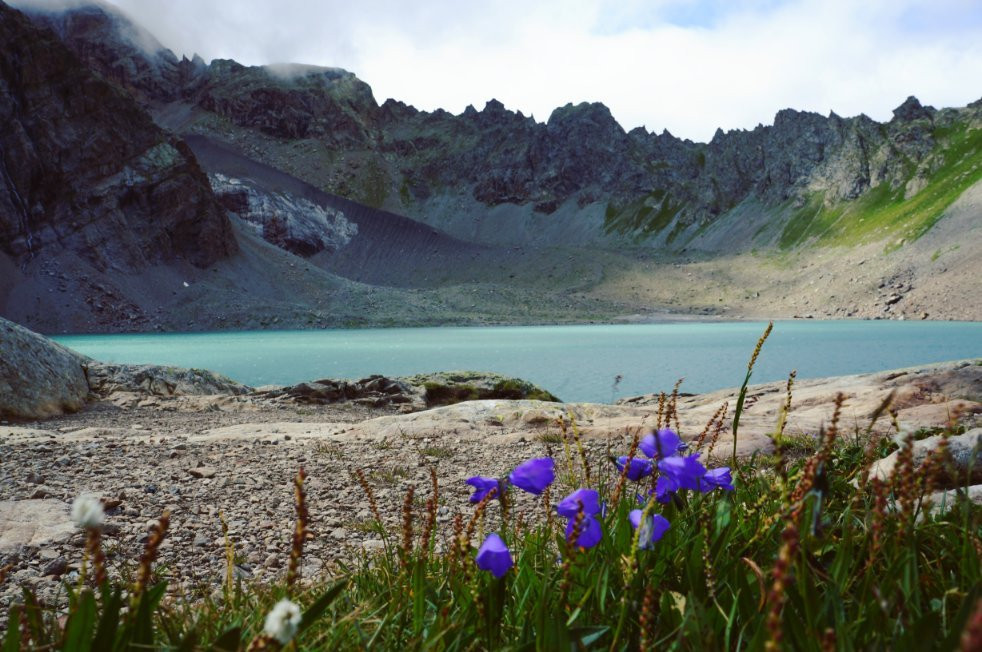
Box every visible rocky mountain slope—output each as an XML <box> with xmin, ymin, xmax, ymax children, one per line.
<box><xmin>4</xmin><ymin>0</ymin><xmax>980</xmax><ymax>330</ymax></box>
<box><xmin>0</xmin><ymin>2</ymin><xmax>234</xmax><ymax>272</ymax></box>
<box><xmin>0</xmin><ymin>1</ymin><xmax>625</xmax><ymax>333</ymax></box>
<box><xmin>0</xmin><ymin>1</ymin><xmax>247</xmax><ymax>331</ymax></box>
<box><xmin>26</xmin><ymin>1</ymin><xmax>980</xmax><ymax>252</ymax></box>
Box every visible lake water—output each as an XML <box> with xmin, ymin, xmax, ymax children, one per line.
<box><xmin>54</xmin><ymin>321</ymin><xmax>982</xmax><ymax>404</ymax></box>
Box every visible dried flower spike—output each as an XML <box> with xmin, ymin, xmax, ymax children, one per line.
<box><xmin>287</xmin><ymin>467</ymin><xmax>310</xmax><ymax>590</ymax></box>
<box><xmin>133</xmin><ymin>510</ymin><xmax>169</xmax><ymax>605</ymax></box>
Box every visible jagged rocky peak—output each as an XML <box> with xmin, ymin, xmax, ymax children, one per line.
<box><xmin>379</xmin><ymin>98</ymin><xmax>420</xmax><ymax>122</ymax></box>
<box><xmin>18</xmin><ymin>0</ymin><xmax>190</xmax><ymax>102</ymax></box>
<box><xmin>0</xmin><ymin>1</ymin><xmax>235</xmax><ymax>270</ymax></box>
<box><xmin>20</xmin><ymin>1</ymin><xmax>380</xmax><ymax>141</ymax></box>
<box><xmin>892</xmin><ymin>96</ymin><xmax>935</xmax><ymax>122</ymax></box>
<box><xmin>460</xmin><ymin>98</ymin><xmax>534</xmax><ymax>128</ymax></box>
<box><xmin>262</xmin><ymin>62</ymin><xmax>352</xmax><ymax>82</ymax></box>
<box><xmin>547</xmin><ymin>101</ymin><xmax>623</xmax><ymax>133</ymax></box>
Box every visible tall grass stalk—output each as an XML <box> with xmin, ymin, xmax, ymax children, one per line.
<box><xmin>732</xmin><ymin>321</ymin><xmax>774</xmax><ymax>466</ymax></box>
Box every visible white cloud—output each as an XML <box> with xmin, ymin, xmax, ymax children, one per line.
<box><xmin>17</xmin><ymin>0</ymin><xmax>982</xmax><ymax>141</ymax></box>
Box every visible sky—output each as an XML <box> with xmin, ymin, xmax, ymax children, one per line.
<box><xmin>18</xmin><ymin>0</ymin><xmax>982</xmax><ymax>141</ymax></box>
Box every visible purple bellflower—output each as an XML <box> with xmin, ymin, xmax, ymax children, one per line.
<box><xmin>475</xmin><ymin>533</ymin><xmax>513</xmax><ymax>578</ymax></box>
<box><xmin>614</xmin><ymin>456</ymin><xmax>653</xmax><ymax>481</ymax></box>
<box><xmin>556</xmin><ymin>488</ymin><xmax>601</xmax><ymax>518</ymax></box>
<box><xmin>640</xmin><ymin>428</ymin><xmax>685</xmax><ymax>459</ymax></box>
<box><xmin>465</xmin><ymin>476</ymin><xmax>503</xmax><ymax>503</ymax></box>
<box><xmin>657</xmin><ymin>453</ymin><xmax>707</xmax><ymax>490</ymax></box>
<box><xmin>508</xmin><ymin>457</ymin><xmax>555</xmax><ymax>495</ymax></box>
<box><xmin>699</xmin><ymin>467</ymin><xmax>735</xmax><ymax>492</ymax></box>
<box><xmin>628</xmin><ymin>510</ymin><xmax>671</xmax><ymax>549</ymax></box>
<box><xmin>654</xmin><ymin>475</ymin><xmax>678</xmax><ymax>503</ymax></box>
<box><xmin>565</xmin><ymin>514</ymin><xmax>603</xmax><ymax>549</ymax></box>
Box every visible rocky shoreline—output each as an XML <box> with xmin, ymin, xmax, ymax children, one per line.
<box><xmin>1</xmin><ymin>316</ymin><xmax>980</xmax><ymax>622</ymax></box>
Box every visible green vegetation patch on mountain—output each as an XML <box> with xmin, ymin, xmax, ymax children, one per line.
<box><xmin>603</xmin><ymin>190</ymin><xmax>687</xmax><ymax>240</ymax></box>
<box><xmin>779</xmin><ymin>123</ymin><xmax>982</xmax><ymax>250</ymax></box>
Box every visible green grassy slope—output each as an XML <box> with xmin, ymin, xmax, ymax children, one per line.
<box><xmin>779</xmin><ymin>124</ymin><xmax>982</xmax><ymax>250</ymax></box>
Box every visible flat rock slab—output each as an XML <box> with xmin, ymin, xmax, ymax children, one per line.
<box><xmin>326</xmin><ymin>361</ymin><xmax>980</xmax><ymax>455</ymax></box>
<box><xmin>0</xmin><ymin>427</ymin><xmax>60</xmax><ymax>443</ymax></box>
<box><xmin>193</xmin><ymin>421</ymin><xmax>346</xmax><ymax>442</ymax></box>
<box><xmin>0</xmin><ymin>499</ymin><xmax>75</xmax><ymax>553</ymax></box>
<box><xmin>181</xmin><ymin>360</ymin><xmax>981</xmax><ymax>460</ymax></box>
<box><xmin>339</xmin><ymin>399</ymin><xmax>772</xmax><ymax>456</ymax></box>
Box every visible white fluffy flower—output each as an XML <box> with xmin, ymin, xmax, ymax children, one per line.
<box><xmin>71</xmin><ymin>495</ymin><xmax>104</xmax><ymax>529</ymax></box>
<box><xmin>263</xmin><ymin>599</ymin><xmax>302</xmax><ymax>644</ymax></box>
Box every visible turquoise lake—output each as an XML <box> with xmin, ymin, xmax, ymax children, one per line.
<box><xmin>54</xmin><ymin>321</ymin><xmax>982</xmax><ymax>404</ymax></box>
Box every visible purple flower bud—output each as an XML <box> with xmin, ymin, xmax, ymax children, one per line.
<box><xmin>475</xmin><ymin>533</ymin><xmax>513</xmax><ymax>578</ymax></box>
<box><xmin>565</xmin><ymin>514</ymin><xmax>603</xmax><ymax>549</ymax></box>
<box><xmin>699</xmin><ymin>467</ymin><xmax>735</xmax><ymax>492</ymax></box>
<box><xmin>639</xmin><ymin>428</ymin><xmax>684</xmax><ymax>459</ymax></box>
<box><xmin>465</xmin><ymin>476</ymin><xmax>503</xmax><ymax>503</ymax></box>
<box><xmin>556</xmin><ymin>489</ymin><xmax>601</xmax><ymax>517</ymax></box>
<box><xmin>657</xmin><ymin>452</ymin><xmax>707</xmax><ymax>490</ymax></box>
<box><xmin>628</xmin><ymin>510</ymin><xmax>671</xmax><ymax>549</ymax></box>
<box><xmin>508</xmin><ymin>457</ymin><xmax>555</xmax><ymax>495</ymax></box>
<box><xmin>614</xmin><ymin>456</ymin><xmax>653</xmax><ymax>481</ymax></box>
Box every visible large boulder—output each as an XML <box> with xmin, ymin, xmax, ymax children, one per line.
<box><xmin>868</xmin><ymin>429</ymin><xmax>982</xmax><ymax>488</ymax></box>
<box><xmin>399</xmin><ymin>370</ymin><xmax>560</xmax><ymax>407</ymax></box>
<box><xmin>0</xmin><ymin>318</ymin><xmax>89</xmax><ymax>419</ymax></box>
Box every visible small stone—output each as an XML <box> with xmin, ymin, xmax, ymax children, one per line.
<box><xmin>193</xmin><ymin>533</ymin><xmax>210</xmax><ymax>547</ymax></box>
<box><xmin>42</xmin><ymin>557</ymin><xmax>68</xmax><ymax>577</ymax></box>
<box><xmin>29</xmin><ymin>486</ymin><xmax>54</xmax><ymax>499</ymax></box>
<box><xmin>188</xmin><ymin>467</ymin><xmax>217</xmax><ymax>479</ymax></box>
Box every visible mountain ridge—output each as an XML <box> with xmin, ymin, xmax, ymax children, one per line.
<box><xmin>20</xmin><ymin>1</ymin><xmax>981</xmax><ymax>257</ymax></box>
<box><xmin>3</xmin><ymin>0</ymin><xmax>980</xmax><ymax>331</ymax></box>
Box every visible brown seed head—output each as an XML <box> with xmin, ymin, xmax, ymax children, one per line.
<box><xmin>765</xmin><ymin>519</ymin><xmax>800</xmax><ymax>651</ymax></box>
<box><xmin>133</xmin><ymin>510</ymin><xmax>170</xmax><ymax>604</ymax></box>
<box><xmin>400</xmin><ymin>485</ymin><xmax>416</xmax><ymax>569</ymax></box>
<box><xmin>287</xmin><ymin>467</ymin><xmax>310</xmax><ymax>590</ymax></box>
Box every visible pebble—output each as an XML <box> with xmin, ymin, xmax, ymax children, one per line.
<box><xmin>41</xmin><ymin>558</ymin><xmax>68</xmax><ymax>577</ymax></box>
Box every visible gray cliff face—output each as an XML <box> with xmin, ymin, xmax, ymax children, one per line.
<box><xmin>209</xmin><ymin>173</ymin><xmax>358</xmax><ymax>257</ymax></box>
<box><xmin>0</xmin><ymin>2</ymin><xmax>236</xmax><ymax>272</ymax></box>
